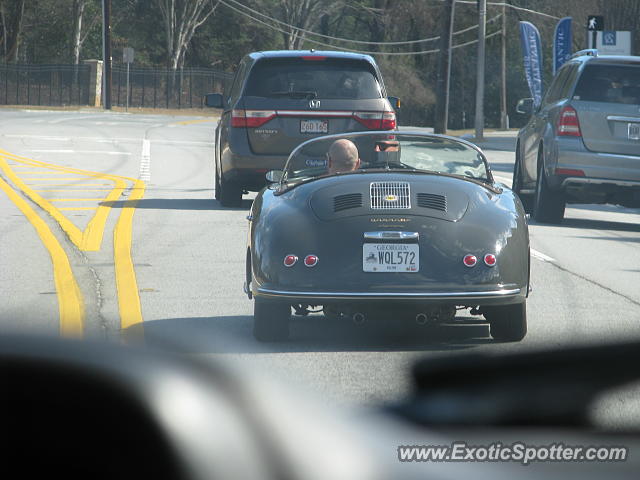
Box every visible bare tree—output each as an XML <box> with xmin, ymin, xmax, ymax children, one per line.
<box><xmin>0</xmin><ymin>0</ymin><xmax>25</xmax><ymax>63</ymax></box>
<box><xmin>155</xmin><ymin>0</ymin><xmax>221</xmax><ymax>70</ymax></box>
<box><xmin>266</xmin><ymin>0</ymin><xmax>339</xmax><ymax>50</ymax></box>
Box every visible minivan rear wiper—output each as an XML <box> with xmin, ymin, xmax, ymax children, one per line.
<box><xmin>268</xmin><ymin>90</ymin><xmax>318</xmax><ymax>99</ymax></box>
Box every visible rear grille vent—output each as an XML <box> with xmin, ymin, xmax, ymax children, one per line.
<box><xmin>370</xmin><ymin>182</ymin><xmax>411</xmax><ymax>209</ymax></box>
<box><xmin>333</xmin><ymin>193</ymin><xmax>363</xmax><ymax>212</ymax></box>
<box><xmin>417</xmin><ymin>193</ymin><xmax>447</xmax><ymax>212</ymax></box>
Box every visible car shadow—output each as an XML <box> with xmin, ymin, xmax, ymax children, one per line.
<box><xmin>124</xmin><ymin>314</ymin><xmax>494</xmax><ymax>354</ymax></box>
<box><xmin>100</xmin><ymin>198</ymin><xmax>253</xmax><ymax>211</ymax></box>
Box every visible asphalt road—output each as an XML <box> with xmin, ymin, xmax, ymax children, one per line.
<box><xmin>1</xmin><ymin>109</ymin><xmax>640</xmax><ymax>423</ymax></box>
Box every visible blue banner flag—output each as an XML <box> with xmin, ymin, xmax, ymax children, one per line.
<box><xmin>519</xmin><ymin>21</ymin><xmax>543</xmax><ymax>107</ymax></box>
<box><xmin>553</xmin><ymin>17</ymin><xmax>573</xmax><ymax>74</ymax></box>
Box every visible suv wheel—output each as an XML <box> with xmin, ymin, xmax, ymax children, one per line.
<box><xmin>219</xmin><ymin>176</ymin><xmax>243</xmax><ymax>207</ymax></box>
<box><xmin>253</xmin><ymin>298</ymin><xmax>290</xmax><ymax>342</ymax></box>
<box><xmin>533</xmin><ymin>159</ymin><xmax>565</xmax><ymax>224</ymax></box>
<box><xmin>214</xmin><ymin>163</ymin><xmax>221</xmax><ymax>201</ymax></box>
<box><xmin>485</xmin><ymin>302</ymin><xmax>527</xmax><ymax>342</ymax></box>
<box><xmin>513</xmin><ymin>145</ymin><xmax>533</xmax><ymax>213</ymax></box>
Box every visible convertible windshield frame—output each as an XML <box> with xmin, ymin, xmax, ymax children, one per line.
<box><xmin>281</xmin><ymin>130</ymin><xmax>494</xmax><ymax>185</ymax></box>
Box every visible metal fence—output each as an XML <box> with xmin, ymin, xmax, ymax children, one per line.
<box><xmin>110</xmin><ymin>65</ymin><xmax>233</xmax><ymax>109</ymax></box>
<box><xmin>0</xmin><ymin>64</ymin><xmax>90</xmax><ymax>106</ymax></box>
<box><xmin>0</xmin><ymin>63</ymin><xmax>233</xmax><ymax>109</ymax></box>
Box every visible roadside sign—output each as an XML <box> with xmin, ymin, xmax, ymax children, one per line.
<box><xmin>596</xmin><ymin>31</ymin><xmax>632</xmax><ymax>55</ymax></box>
<box><xmin>587</xmin><ymin>15</ymin><xmax>603</xmax><ymax>31</ymax></box>
<box><xmin>123</xmin><ymin>47</ymin><xmax>134</xmax><ymax>64</ymax></box>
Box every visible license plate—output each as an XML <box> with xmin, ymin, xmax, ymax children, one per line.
<box><xmin>300</xmin><ymin>119</ymin><xmax>328</xmax><ymax>134</ymax></box>
<box><xmin>363</xmin><ymin>243</ymin><xmax>419</xmax><ymax>272</ymax></box>
<box><xmin>628</xmin><ymin>122</ymin><xmax>640</xmax><ymax>140</ymax></box>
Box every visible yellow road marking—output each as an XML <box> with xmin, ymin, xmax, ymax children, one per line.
<box><xmin>0</xmin><ymin>177</ymin><xmax>84</xmax><ymax>337</ymax></box>
<box><xmin>28</xmin><ymin>183</ymin><xmax>113</xmax><ymax>187</ymax></box>
<box><xmin>114</xmin><ymin>180</ymin><xmax>145</xmax><ymax>331</ymax></box>
<box><xmin>21</xmin><ymin>177</ymin><xmax>108</xmax><ymax>181</ymax></box>
<box><xmin>0</xmin><ymin>152</ymin><xmax>124</xmax><ymax>251</ymax></box>
<box><xmin>1</xmin><ymin>147</ymin><xmax>146</xmax><ymax>334</ymax></box>
<box><xmin>34</xmin><ymin>189</ymin><xmax>114</xmax><ymax>192</ymax></box>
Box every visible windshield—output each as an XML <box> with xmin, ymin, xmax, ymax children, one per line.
<box><xmin>284</xmin><ymin>132</ymin><xmax>489</xmax><ymax>182</ymax></box>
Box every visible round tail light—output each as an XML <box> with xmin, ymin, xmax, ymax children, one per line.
<box><xmin>463</xmin><ymin>254</ymin><xmax>477</xmax><ymax>267</ymax></box>
<box><xmin>283</xmin><ymin>255</ymin><xmax>298</xmax><ymax>267</ymax></box>
<box><xmin>304</xmin><ymin>255</ymin><xmax>318</xmax><ymax>267</ymax></box>
<box><xmin>484</xmin><ymin>253</ymin><xmax>497</xmax><ymax>267</ymax></box>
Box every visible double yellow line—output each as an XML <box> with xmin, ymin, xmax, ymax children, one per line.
<box><xmin>0</xmin><ymin>148</ymin><xmax>145</xmax><ymax>337</ymax></box>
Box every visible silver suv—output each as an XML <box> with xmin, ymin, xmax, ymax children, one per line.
<box><xmin>514</xmin><ymin>50</ymin><xmax>640</xmax><ymax>223</ymax></box>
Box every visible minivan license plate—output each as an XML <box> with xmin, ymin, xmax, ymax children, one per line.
<box><xmin>300</xmin><ymin>119</ymin><xmax>328</xmax><ymax>133</ymax></box>
<box><xmin>628</xmin><ymin>122</ymin><xmax>640</xmax><ymax>140</ymax></box>
<box><xmin>363</xmin><ymin>243</ymin><xmax>419</xmax><ymax>272</ymax></box>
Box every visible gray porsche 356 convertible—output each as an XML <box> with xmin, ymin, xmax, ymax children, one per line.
<box><xmin>245</xmin><ymin>132</ymin><xmax>530</xmax><ymax>343</ymax></box>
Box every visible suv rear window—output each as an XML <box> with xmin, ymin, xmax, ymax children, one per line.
<box><xmin>573</xmin><ymin>64</ymin><xmax>640</xmax><ymax>104</ymax></box>
<box><xmin>244</xmin><ymin>58</ymin><xmax>383</xmax><ymax>100</ymax></box>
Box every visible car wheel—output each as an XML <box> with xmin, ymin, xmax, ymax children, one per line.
<box><xmin>253</xmin><ymin>298</ymin><xmax>290</xmax><ymax>342</ymax></box>
<box><xmin>533</xmin><ymin>159</ymin><xmax>565</xmax><ymax>224</ymax></box>
<box><xmin>219</xmin><ymin>176</ymin><xmax>243</xmax><ymax>207</ymax></box>
<box><xmin>485</xmin><ymin>302</ymin><xmax>527</xmax><ymax>342</ymax></box>
<box><xmin>513</xmin><ymin>145</ymin><xmax>533</xmax><ymax>213</ymax></box>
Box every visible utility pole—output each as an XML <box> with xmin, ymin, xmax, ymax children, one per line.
<box><xmin>474</xmin><ymin>0</ymin><xmax>486</xmax><ymax>140</ymax></box>
<box><xmin>434</xmin><ymin>0</ymin><xmax>456</xmax><ymax>134</ymax></box>
<box><xmin>500</xmin><ymin>3</ymin><xmax>507</xmax><ymax>130</ymax></box>
<box><xmin>102</xmin><ymin>0</ymin><xmax>112</xmax><ymax>109</ymax></box>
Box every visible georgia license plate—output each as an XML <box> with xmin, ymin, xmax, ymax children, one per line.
<box><xmin>362</xmin><ymin>243</ymin><xmax>419</xmax><ymax>272</ymax></box>
<box><xmin>628</xmin><ymin>122</ymin><xmax>640</xmax><ymax>140</ymax></box>
<box><xmin>300</xmin><ymin>119</ymin><xmax>328</xmax><ymax>133</ymax></box>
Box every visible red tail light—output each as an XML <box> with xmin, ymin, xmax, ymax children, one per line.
<box><xmin>483</xmin><ymin>254</ymin><xmax>497</xmax><ymax>267</ymax></box>
<box><xmin>555</xmin><ymin>168</ymin><xmax>585</xmax><ymax>176</ymax></box>
<box><xmin>557</xmin><ymin>106</ymin><xmax>581</xmax><ymax>136</ymax></box>
<box><xmin>304</xmin><ymin>255</ymin><xmax>318</xmax><ymax>267</ymax></box>
<box><xmin>353</xmin><ymin>111</ymin><xmax>396</xmax><ymax>130</ymax></box>
<box><xmin>283</xmin><ymin>255</ymin><xmax>298</xmax><ymax>267</ymax></box>
<box><xmin>231</xmin><ymin>109</ymin><xmax>276</xmax><ymax>128</ymax></box>
<box><xmin>463</xmin><ymin>254</ymin><xmax>477</xmax><ymax>268</ymax></box>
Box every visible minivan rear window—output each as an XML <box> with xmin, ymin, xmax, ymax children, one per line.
<box><xmin>573</xmin><ymin>64</ymin><xmax>640</xmax><ymax>104</ymax></box>
<box><xmin>244</xmin><ymin>58</ymin><xmax>383</xmax><ymax>100</ymax></box>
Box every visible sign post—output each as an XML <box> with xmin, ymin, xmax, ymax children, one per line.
<box><xmin>123</xmin><ymin>47</ymin><xmax>134</xmax><ymax>111</ymax></box>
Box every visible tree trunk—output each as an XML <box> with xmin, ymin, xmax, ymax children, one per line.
<box><xmin>71</xmin><ymin>0</ymin><xmax>86</xmax><ymax>64</ymax></box>
<box><xmin>1</xmin><ymin>0</ymin><xmax>25</xmax><ymax>63</ymax></box>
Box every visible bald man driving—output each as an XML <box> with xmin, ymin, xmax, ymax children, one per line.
<box><xmin>327</xmin><ymin>139</ymin><xmax>361</xmax><ymax>174</ymax></box>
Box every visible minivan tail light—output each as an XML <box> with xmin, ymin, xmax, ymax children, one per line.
<box><xmin>557</xmin><ymin>106</ymin><xmax>581</xmax><ymax>136</ymax></box>
<box><xmin>353</xmin><ymin>111</ymin><xmax>396</xmax><ymax>130</ymax></box>
<box><xmin>231</xmin><ymin>109</ymin><xmax>276</xmax><ymax>128</ymax></box>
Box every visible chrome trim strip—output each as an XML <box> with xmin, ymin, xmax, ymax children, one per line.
<box><xmin>606</xmin><ymin>115</ymin><xmax>640</xmax><ymax>123</ymax></box>
<box><xmin>561</xmin><ymin>177</ymin><xmax>640</xmax><ymax>188</ymax></box>
<box><xmin>256</xmin><ymin>287</ymin><xmax>521</xmax><ymax>299</ymax></box>
<box><xmin>363</xmin><ymin>231</ymin><xmax>419</xmax><ymax>240</ymax></box>
<box><xmin>277</xmin><ymin>110</ymin><xmax>352</xmax><ymax>117</ymax></box>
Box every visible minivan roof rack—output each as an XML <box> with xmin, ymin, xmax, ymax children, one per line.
<box><xmin>571</xmin><ymin>49</ymin><xmax>598</xmax><ymax>59</ymax></box>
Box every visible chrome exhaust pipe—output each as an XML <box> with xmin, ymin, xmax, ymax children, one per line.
<box><xmin>352</xmin><ymin>312</ymin><xmax>366</xmax><ymax>324</ymax></box>
<box><xmin>415</xmin><ymin>313</ymin><xmax>429</xmax><ymax>325</ymax></box>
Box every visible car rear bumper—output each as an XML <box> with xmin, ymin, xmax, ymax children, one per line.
<box><xmin>254</xmin><ymin>286</ymin><xmax>525</xmax><ymax>306</ymax></box>
<box><xmin>221</xmin><ymin>147</ymin><xmax>288</xmax><ymax>191</ymax></box>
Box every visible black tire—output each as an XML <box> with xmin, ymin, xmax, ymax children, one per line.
<box><xmin>253</xmin><ymin>298</ymin><xmax>290</xmax><ymax>342</ymax></box>
<box><xmin>219</xmin><ymin>176</ymin><xmax>243</xmax><ymax>207</ymax></box>
<box><xmin>485</xmin><ymin>302</ymin><xmax>527</xmax><ymax>342</ymax></box>
<box><xmin>533</xmin><ymin>157</ymin><xmax>565</xmax><ymax>224</ymax></box>
<box><xmin>512</xmin><ymin>145</ymin><xmax>533</xmax><ymax>213</ymax></box>
<box><xmin>214</xmin><ymin>162</ymin><xmax>221</xmax><ymax>201</ymax></box>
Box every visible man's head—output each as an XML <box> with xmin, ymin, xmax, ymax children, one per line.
<box><xmin>327</xmin><ymin>139</ymin><xmax>360</xmax><ymax>174</ymax></box>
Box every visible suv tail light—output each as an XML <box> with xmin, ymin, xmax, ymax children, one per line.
<box><xmin>557</xmin><ymin>106</ymin><xmax>581</xmax><ymax>136</ymax></box>
<box><xmin>231</xmin><ymin>109</ymin><xmax>276</xmax><ymax>128</ymax></box>
<box><xmin>353</xmin><ymin>111</ymin><xmax>396</xmax><ymax>130</ymax></box>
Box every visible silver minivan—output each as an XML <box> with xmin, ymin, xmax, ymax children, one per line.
<box><xmin>514</xmin><ymin>50</ymin><xmax>640</xmax><ymax>223</ymax></box>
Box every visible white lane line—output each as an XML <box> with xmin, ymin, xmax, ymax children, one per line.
<box><xmin>531</xmin><ymin>248</ymin><xmax>555</xmax><ymax>263</ymax></box>
<box><xmin>3</xmin><ymin>134</ymin><xmax>211</xmax><ymax>147</ymax></box>
<box><xmin>140</xmin><ymin>139</ymin><xmax>151</xmax><ymax>182</ymax></box>
<box><xmin>29</xmin><ymin>149</ymin><xmax>132</xmax><ymax>155</ymax></box>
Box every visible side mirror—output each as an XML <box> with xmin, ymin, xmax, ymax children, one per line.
<box><xmin>388</xmin><ymin>96</ymin><xmax>401</xmax><ymax>111</ymax></box>
<box><xmin>265</xmin><ymin>170</ymin><xmax>284</xmax><ymax>183</ymax></box>
<box><xmin>516</xmin><ymin>98</ymin><xmax>534</xmax><ymax>115</ymax></box>
<box><xmin>204</xmin><ymin>93</ymin><xmax>224</xmax><ymax>108</ymax></box>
